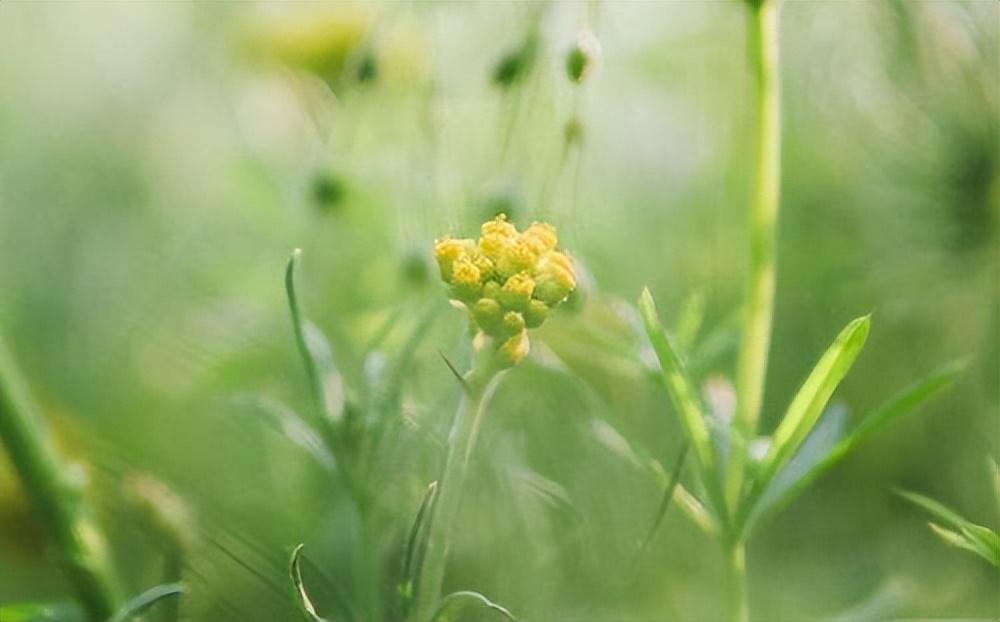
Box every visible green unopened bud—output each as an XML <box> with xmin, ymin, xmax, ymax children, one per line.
<box><xmin>523</xmin><ymin>299</ymin><xmax>549</xmax><ymax>328</ymax></box>
<box><xmin>492</xmin><ymin>33</ymin><xmax>538</xmax><ymax>89</ymax></box>
<box><xmin>566</xmin><ymin>30</ymin><xmax>600</xmax><ymax>84</ymax></box>
<box><xmin>501</xmin><ymin>311</ymin><xmax>526</xmax><ymax>336</ymax></box>
<box><xmin>472</xmin><ymin>298</ymin><xmax>504</xmax><ymax>335</ymax></box>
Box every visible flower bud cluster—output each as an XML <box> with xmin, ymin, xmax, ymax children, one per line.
<box><xmin>434</xmin><ymin>215</ymin><xmax>576</xmax><ymax>365</ymax></box>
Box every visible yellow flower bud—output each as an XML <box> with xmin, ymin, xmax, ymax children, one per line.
<box><xmin>497</xmin><ymin>330</ymin><xmax>530</xmax><ymax>367</ymax></box>
<box><xmin>523</xmin><ymin>299</ymin><xmax>549</xmax><ymax>328</ymax></box>
<box><xmin>522</xmin><ymin>222</ymin><xmax>558</xmax><ymax>254</ymax></box>
<box><xmin>497</xmin><ymin>238</ymin><xmax>538</xmax><ymax>277</ymax></box>
<box><xmin>434</xmin><ymin>237</ymin><xmax>472</xmax><ymax>281</ymax></box>
<box><xmin>498</xmin><ymin>272</ymin><xmax>535</xmax><ymax>311</ymax></box>
<box><xmin>533</xmin><ymin>251</ymin><xmax>576</xmax><ymax>305</ymax></box>
<box><xmin>449</xmin><ymin>256</ymin><xmax>482</xmax><ymax>302</ymax></box>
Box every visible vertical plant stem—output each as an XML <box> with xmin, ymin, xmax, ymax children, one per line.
<box><xmin>727</xmin><ymin>540</ymin><xmax>750</xmax><ymax>622</ymax></box>
<box><xmin>414</xmin><ymin>356</ymin><xmax>501</xmax><ymax>622</ymax></box>
<box><xmin>0</xmin><ymin>340</ymin><xmax>122</xmax><ymax>621</ymax></box>
<box><xmin>729</xmin><ymin>0</ymin><xmax>783</xmax><ymax>511</ymax></box>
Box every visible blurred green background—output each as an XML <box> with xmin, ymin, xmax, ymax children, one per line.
<box><xmin>0</xmin><ymin>1</ymin><xmax>997</xmax><ymax>620</ymax></box>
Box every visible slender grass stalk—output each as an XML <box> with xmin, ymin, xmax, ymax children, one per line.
<box><xmin>414</xmin><ymin>349</ymin><xmax>503</xmax><ymax>622</ymax></box>
<box><xmin>0</xmin><ymin>339</ymin><xmax>122</xmax><ymax>621</ymax></box>
<box><xmin>729</xmin><ymin>0</ymin><xmax>783</xmax><ymax>510</ymax></box>
<box><xmin>727</xmin><ymin>540</ymin><xmax>749</xmax><ymax>622</ymax></box>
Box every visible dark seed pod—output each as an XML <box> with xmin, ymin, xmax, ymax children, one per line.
<box><xmin>566</xmin><ymin>30</ymin><xmax>600</xmax><ymax>84</ymax></box>
<box><xmin>311</xmin><ymin>172</ymin><xmax>347</xmax><ymax>213</ymax></box>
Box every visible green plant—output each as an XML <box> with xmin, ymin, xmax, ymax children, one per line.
<box><xmin>634</xmin><ymin>1</ymin><xmax>963</xmax><ymax>620</ymax></box>
<box><xmin>896</xmin><ymin>460</ymin><xmax>1000</xmax><ymax>568</ymax></box>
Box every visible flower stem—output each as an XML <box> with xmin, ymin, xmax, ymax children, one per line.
<box><xmin>0</xmin><ymin>339</ymin><xmax>122</xmax><ymax>620</ymax></box>
<box><xmin>730</xmin><ymin>0</ymin><xmax>782</xmax><ymax>511</ymax></box>
<box><xmin>727</xmin><ymin>540</ymin><xmax>750</xmax><ymax>622</ymax></box>
<box><xmin>414</xmin><ymin>352</ymin><xmax>502</xmax><ymax>622</ymax></box>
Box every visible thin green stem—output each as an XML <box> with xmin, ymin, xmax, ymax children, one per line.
<box><xmin>0</xmin><ymin>339</ymin><xmax>122</xmax><ymax>620</ymax></box>
<box><xmin>727</xmin><ymin>540</ymin><xmax>750</xmax><ymax>622</ymax></box>
<box><xmin>729</xmin><ymin>0</ymin><xmax>782</xmax><ymax>512</ymax></box>
<box><xmin>414</xmin><ymin>351</ymin><xmax>502</xmax><ymax>622</ymax></box>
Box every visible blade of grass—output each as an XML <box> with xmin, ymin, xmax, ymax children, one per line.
<box><xmin>400</xmin><ymin>481</ymin><xmax>438</xmax><ymax>617</ymax></box>
<box><xmin>635</xmin><ymin>443</ymin><xmax>689</xmax><ymax>561</ymax></box>
<box><xmin>289</xmin><ymin>544</ymin><xmax>333</xmax><ymax>622</ymax></box>
<box><xmin>638</xmin><ymin>288</ymin><xmax>727</xmax><ymax>524</ymax></box>
<box><xmin>430</xmin><ymin>591</ymin><xmax>518</xmax><ymax>622</ymax></box>
<box><xmin>106</xmin><ymin>583</ymin><xmax>184</xmax><ymax>622</ymax></box>
<box><xmin>0</xmin><ymin>602</ymin><xmax>85</xmax><ymax>622</ymax></box>
<box><xmin>745</xmin><ymin>363</ymin><xmax>961</xmax><ymax>529</ymax></box>
<box><xmin>286</xmin><ymin>249</ymin><xmax>344</xmax><ymax>426</ymax></box>
<box><xmin>895</xmin><ymin>490</ymin><xmax>999</xmax><ymax>566</ymax></box>
<box><xmin>741</xmin><ymin>315</ymin><xmax>870</xmax><ymax>529</ymax></box>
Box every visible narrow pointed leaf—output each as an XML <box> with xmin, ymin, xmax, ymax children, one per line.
<box><xmin>106</xmin><ymin>583</ymin><xmax>184</xmax><ymax>622</ymax></box>
<box><xmin>746</xmin><ymin>363</ymin><xmax>961</xmax><ymax>529</ymax></box>
<box><xmin>400</xmin><ymin>481</ymin><xmax>438</xmax><ymax>615</ymax></box>
<box><xmin>896</xmin><ymin>490</ymin><xmax>1000</xmax><ymax>566</ymax></box>
<box><xmin>754</xmin><ymin>316</ymin><xmax>870</xmax><ymax>500</ymax></box>
<box><xmin>430</xmin><ymin>591</ymin><xmax>518</xmax><ymax>622</ymax></box>
<box><xmin>635</xmin><ymin>443</ymin><xmax>689</xmax><ymax>559</ymax></box>
<box><xmin>638</xmin><ymin>288</ymin><xmax>722</xmax><ymax>519</ymax></box>
<box><xmin>289</xmin><ymin>544</ymin><xmax>332</xmax><ymax>622</ymax></box>
<box><xmin>286</xmin><ymin>249</ymin><xmax>345</xmax><ymax>425</ymax></box>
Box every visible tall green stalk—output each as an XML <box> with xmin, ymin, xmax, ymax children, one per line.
<box><xmin>729</xmin><ymin>0</ymin><xmax>782</xmax><ymax>509</ymax></box>
<box><xmin>0</xmin><ymin>339</ymin><xmax>122</xmax><ymax>620</ymax></box>
<box><xmin>414</xmin><ymin>350</ymin><xmax>503</xmax><ymax>622</ymax></box>
<box><xmin>728</xmin><ymin>1</ymin><xmax>781</xmax><ymax>620</ymax></box>
<box><xmin>727</xmin><ymin>540</ymin><xmax>749</xmax><ymax>622</ymax></box>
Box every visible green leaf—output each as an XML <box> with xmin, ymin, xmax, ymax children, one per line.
<box><xmin>746</xmin><ymin>363</ymin><xmax>961</xmax><ymax>529</ymax></box>
<box><xmin>0</xmin><ymin>602</ymin><xmax>84</xmax><ymax>622</ymax></box>
<box><xmin>896</xmin><ymin>490</ymin><xmax>999</xmax><ymax>567</ymax></box>
<box><xmin>106</xmin><ymin>583</ymin><xmax>184</xmax><ymax>622</ymax></box>
<box><xmin>289</xmin><ymin>544</ymin><xmax>333</xmax><ymax>622</ymax></box>
<box><xmin>430</xmin><ymin>591</ymin><xmax>518</xmax><ymax>622</ymax></box>
<box><xmin>399</xmin><ymin>481</ymin><xmax>438</xmax><ymax>616</ymax></box>
<box><xmin>635</xmin><ymin>443</ymin><xmax>689</xmax><ymax>560</ymax></box>
<box><xmin>638</xmin><ymin>288</ymin><xmax>724</xmax><ymax>520</ymax></box>
<box><xmin>286</xmin><ymin>249</ymin><xmax>345</xmax><ymax>425</ymax></box>
<box><xmin>751</xmin><ymin>316</ymin><xmax>870</xmax><ymax>507</ymax></box>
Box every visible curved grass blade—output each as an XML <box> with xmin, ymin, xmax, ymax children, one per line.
<box><xmin>634</xmin><ymin>442</ymin><xmax>689</xmax><ymax>561</ymax></box>
<box><xmin>745</xmin><ymin>315</ymin><xmax>870</xmax><ymax>526</ymax></box>
<box><xmin>0</xmin><ymin>602</ymin><xmax>84</xmax><ymax>622</ymax></box>
<box><xmin>106</xmin><ymin>583</ymin><xmax>184</xmax><ymax>622</ymax></box>
<box><xmin>400</xmin><ymin>481</ymin><xmax>438</xmax><ymax>616</ymax></box>
<box><xmin>430</xmin><ymin>591</ymin><xmax>518</xmax><ymax>622</ymax></box>
<box><xmin>289</xmin><ymin>544</ymin><xmax>333</xmax><ymax>622</ymax></box>
<box><xmin>745</xmin><ymin>363</ymin><xmax>961</xmax><ymax>530</ymax></box>
<box><xmin>895</xmin><ymin>490</ymin><xmax>999</xmax><ymax>566</ymax></box>
<box><xmin>638</xmin><ymin>288</ymin><xmax>725</xmax><ymax>522</ymax></box>
<box><xmin>286</xmin><ymin>249</ymin><xmax>345</xmax><ymax>426</ymax></box>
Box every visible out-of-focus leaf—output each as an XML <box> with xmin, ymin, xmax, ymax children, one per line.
<box><xmin>285</xmin><ymin>249</ymin><xmax>345</xmax><ymax>426</ymax></box>
<box><xmin>747</xmin><ymin>363</ymin><xmax>961</xmax><ymax>529</ymax></box>
<box><xmin>638</xmin><ymin>288</ymin><xmax>724</xmax><ymax>520</ymax></box>
<box><xmin>0</xmin><ymin>602</ymin><xmax>84</xmax><ymax>622</ymax></box>
<box><xmin>896</xmin><ymin>489</ymin><xmax>999</xmax><ymax>567</ymax></box>
<box><xmin>750</xmin><ymin>402</ymin><xmax>849</xmax><ymax>518</ymax></box>
<box><xmin>430</xmin><ymin>591</ymin><xmax>518</xmax><ymax>622</ymax></box>
<box><xmin>400</xmin><ymin>481</ymin><xmax>438</xmax><ymax>617</ymax></box>
<box><xmin>510</xmin><ymin>467</ymin><xmax>584</xmax><ymax>528</ymax></box>
<box><xmin>635</xmin><ymin>443</ymin><xmax>688</xmax><ymax>559</ymax></box>
<box><xmin>237</xmin><ymin>397</ymin><xmax>337</xmax><ymax>472</ymax></box>
<box><xmin>673</xmin><ymin>292</ymin><xmax>705</xmax><ymax>354</ymax></box>
<box><xmin>749</xmin><ymin>316</ymin><xmax>870</xmax><ymax>517</ymax></box>
<box><xmin>289</xmin><ymin>544</ymin><xmax>333</xmax><ymax>622</ymax></box>
<box><xmin>106</xmin><ymin>583</ymin><xmax>184</xmax><ymax>622</ymax></box>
